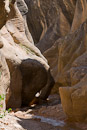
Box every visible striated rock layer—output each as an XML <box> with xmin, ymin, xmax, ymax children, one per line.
<box><xmin>25</xmin><ymin>0</ymin><xmax>87</xmax><ymax>121</ymax></box>
<box><xmin>25</xmin><ymin>0</ymin><xmax>76</xmax><ymax>87</ymax></box>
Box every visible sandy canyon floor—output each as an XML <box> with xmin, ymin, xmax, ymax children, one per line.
<box><xmin>0</xmin><ymin>94</ymin><xmax>87</xmax><ymax>130</ymax></box>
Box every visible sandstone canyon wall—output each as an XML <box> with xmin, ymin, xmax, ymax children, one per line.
<box><xmin>25</xmin><ymin>0</ymin><xmax>87</xmax><ymax>121</ymax></box>
<box><xmin>0</xmin><ymin>0</ymin><xmax>54</xmax><ymax>110</ymax></box>
<box><xmin>0</xmin><ymin>0</ymin><xmax>87</xmax><ymax>122</ymax></box>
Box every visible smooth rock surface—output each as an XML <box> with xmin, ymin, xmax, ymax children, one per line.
<box><xmin>0</xmin><ymin>0</ymin><xmax>54</xmax><ymax>109</ymax></box>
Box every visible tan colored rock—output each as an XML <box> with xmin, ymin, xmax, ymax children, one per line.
<box><xmin>37</xmin><ymin>10</ymin><xmax>70</xmax><ymax>53</ymax></box>
<box><xmin>25</xmin><ymin>0</ymin><xmax>76</xmax><ymax>89</ymax></box>
<box><xmin>25</xmin><ymin>0</ymin><xmax>76</xmax><ymax>43</ymax></box>
<box><xmin>57</xmin><ymin>19</ymin><xmax>87</xmax><ymax>86</ymax></box>
<box><xmin>59</xmin><ymin>75</ymin><xmax>87</xmax><ymax>121</ymax></box>
<box><xmin>0</xmin><ymin>0</ymin><xmax>54</xmax><ymax>108</ymax></box>
<box><xmin>71</xmin><ymin>0</ymin><xmax>87</xmax><ymax>32</ymax></box>
<box><xmin>0</xmin><ymin>53</ymin><xmax>10</xmax><ymax>110</ymax></box>
<box><xmin>59</xmin><ymin>20</ymin><xmax>87</xmax><ymax>121</ymax></box>
<box><xmin>25</xmin><ymin>0</ymin><xmax>87</xmax><ymax>121</ymax></box>
<box><xmin>0</xmin><ymin>33</ymin><xmax>4</xmax><ymax>48</ymax></box>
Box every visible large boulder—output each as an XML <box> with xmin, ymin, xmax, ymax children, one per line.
<box><xmin>59</xmin><ymin>75</ymin><xmax>87</xmax><ymax>122</ymax></box>
<box><xmin>0</xmin><ymin>0</ymin><xmax>54</xmax><ymax>109</ymax></box>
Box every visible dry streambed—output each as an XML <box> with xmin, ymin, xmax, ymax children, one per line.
<box><xmin>0</xmin><ymin>95</ymin><xmax>87</xmax><ymax>130</ymax></box>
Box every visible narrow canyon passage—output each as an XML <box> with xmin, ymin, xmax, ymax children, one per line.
<box><xmin>1</xmin><ymin>94</ymin><xmax>87</xmax><ymax>130</ymax></box>
<box><xmin>0</xmin><ymin>0</ymin><xmax>87</xmax><ymax>130</ymax></box>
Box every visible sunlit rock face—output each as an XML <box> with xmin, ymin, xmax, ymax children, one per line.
<box><xmin>0</xmin><ymin>0</ymin><xmax>54</xmax><ymax>109</ymax></box>
<box><xmin>1</xmin><ymin>0</ymin><xmax>87</xmax><ymax>122</ymax></box>
<box><xmin>25</xmin><ymin>0</ymin><xmax>87</xmax><ymax>121</ymax></box>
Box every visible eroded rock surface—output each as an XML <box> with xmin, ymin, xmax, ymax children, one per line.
<box><xmin>1</xmin><ymin>0</ymin><xmax>87</xmax><ymax>122</ymax></box>
<box><xmin>25</xmin><ymin>0</ymin><xmax>76</xmax><ymax>85</ymax></box>
<box><xmin>25</xmin><ymin>0</ymin><xmax>87</xmax><ymax>121</ymax></box>
<box><xmin>0</xmin><ymin>0</ymin><xmax>54</xmax><ymax>109</ymax></box>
